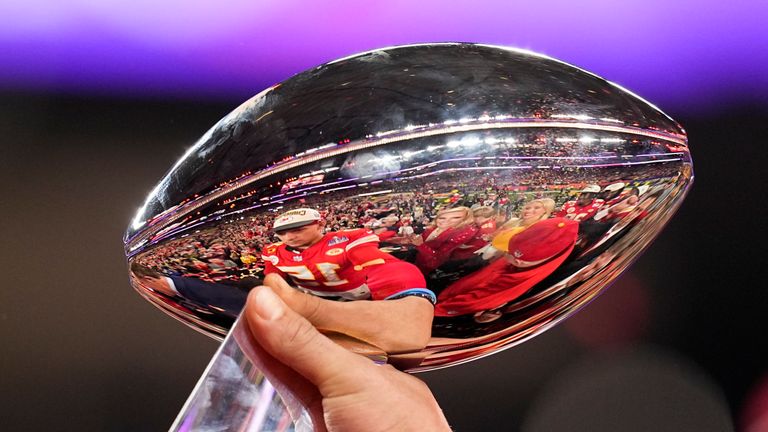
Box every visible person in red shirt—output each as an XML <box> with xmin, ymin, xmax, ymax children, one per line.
<box><xmin>369</xmin><ymin>220</ymin><xmax>398</xmax><ymax>242</ymax></box>
<box><xmin>261</xmin><ymin>208</ymin><xmax>435</xmax><ymax>353</ymax></box>
<box><xmin>371</xmin><ymin>215</ymin><xmax>400</xmax><ymax>242</ymax></box>
<box><xmin>472</xmin><ymin>206</ymin><xmax>498</xmax><ymax>241</ymax></box>
<box><xmin>599</xmin><ymin>182</ymin><xmax>626</xmax><ymax>204</ymax></box>
<box><xmin>556</xmin><ymin>184</ymin><xmax>604</xmax><ymax>222</ymax></box>
<box><xmin>434</xmin><ymin>218</ymin><xmax>579</xmax><ymax>317</ymax></box>
<box><xmin>407</xmin><ymin>206</ymin><xmax>481</xmax><ymax>273</ymax></box>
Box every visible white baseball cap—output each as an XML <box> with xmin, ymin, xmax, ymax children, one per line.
<box><xmin>581</xmin><ymin>184</ymin><xmax>601</xmax><ymax>193</ymax></box>
<box><xmin>603</xmin><ymin>182</ymin><xmax>626</xmax><ymax>192</ymax></box>
<box><xmin>273</xmin><ymin>208</ymin><xmax>322</xmax><ymax>232</ymax></box>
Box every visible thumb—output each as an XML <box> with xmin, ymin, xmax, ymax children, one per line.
<box><xmin>245</xmin><ymin>286</ymin><xmax>371</xmax><ymax>393</ymax></box>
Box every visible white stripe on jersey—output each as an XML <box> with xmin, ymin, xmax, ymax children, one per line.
<box><xmin>344</xmin><ymin>234</ymin><xmax>380</xmax><ymax>251</ymax></box>
<box><xmin>261</xmin><ymin>255</ymin><xmax>279</xmax><ymax>265</ymax></box>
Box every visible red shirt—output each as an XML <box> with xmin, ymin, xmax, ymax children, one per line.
<box><xmin>556</xmin><ymin>199</ymin><xmax>604</xmax><ymax>222</ymax></box>
<box><xmin>434</xmin><ymin>241</ymin><xmax>576</xmax><ymax>317</ymax></box>
<box><xmin>478</xmin><ymin>219</ymin><xmax>497</xmax><ymax>241</ymax></box>
<box><xmin>415</xmin><ymin>225</ymin><xmax>480</xmax><ymax>273</ymax></box>
<box><xmin>262</xmin><ymin>229</ymin><xmax>430</xmax><ymax>301</ymax></box>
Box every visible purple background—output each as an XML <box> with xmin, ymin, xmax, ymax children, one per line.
<box><xmin>2</xmin><ymin>0</ymin><xmax>767</xmax><ymax>113</ymax></box>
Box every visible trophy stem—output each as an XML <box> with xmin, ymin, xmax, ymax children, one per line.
<box><xmin>170</xmin><ymin>315</ymin><xmax>312</xmax><ymax>432</ymax></box>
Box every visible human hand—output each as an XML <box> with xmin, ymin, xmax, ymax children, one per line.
<box><xmin>245</xmin><ymin>286</ymin><xmax>451</xmax><ymax>432</ymax></box>
<box><xmin>262</xmin><ymin>273</ymin><xmax>434</xmax><ymax>354</ymax></box>
<box><xmin>409</xmin><ymin>234</ymin><xmax>424</xmax><ymax>246</ymax></box>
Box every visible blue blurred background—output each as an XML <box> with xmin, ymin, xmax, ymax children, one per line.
<box><xmin>1</xmin><ymin>1</ymin><xmax>766</xmax><ymax>430</ymax></box>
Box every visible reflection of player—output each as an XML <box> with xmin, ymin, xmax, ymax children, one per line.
<box><xmin>434</xmin><ymin>218</ymin><xmax>578</xmax><ymax>317</ymax></box>
<box><xmin>409</xmin><ymin>206</ymin><xmax>481</xmax><ymax>273</ymax></box>
<box><xmin>262</xmin><ymin>208</ymin><xmax>432</xmax><ymax>302</ymax></box>
<box><xmin>556</xmin><ymin>185</ymin><xmax>604</xmax><ymax>222</ymax></box>
<box><xmin>261</xmin><ymin>208</ymin><xmax>436</xmax><ymax>353</ymax></box>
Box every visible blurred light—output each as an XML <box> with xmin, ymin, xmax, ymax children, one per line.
<box><xmin>740</xmin><ymin>373</ymin><xmax>768</xmax><ymax>432</ymax></box>
<box><xmin>564</xmin><ymin>272</ymin><xmax>649</xmax><ymax>348</ymax></box>
<box><xmin>523</xmin><ymin>347</ymin><xmax>732</xmax><ymax>431</ymax></box>
<box><xmin>552</xmin><ymin>114</ymin><xmax>593</xmax><ymax>121</ymax></box>
<box><xmin>357</xmin><ymin>189</ymin><xmax>393</xmax><ymax>197</ymax></box>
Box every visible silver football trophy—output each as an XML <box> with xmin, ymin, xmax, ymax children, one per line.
<box><xmin>124</xmin><ymin>43</ymin><xmax>692</xmax><ymax>431</ymax></box>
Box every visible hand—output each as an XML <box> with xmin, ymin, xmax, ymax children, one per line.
<box><xmin>263</xmin><ymin>273</ymin><xmax>434</xmax><ymax>354</ymax></box>
<box><xmin>409</xmin><ymin>234</ymin><xmax>424</xmax><ymax>246</ymax></box>
<box><xmin>245</xmin><ymin>286</ymin><xmax>451</xmax><ymax>432</ymax></box>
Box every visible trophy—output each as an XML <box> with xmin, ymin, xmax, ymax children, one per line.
<box><xmin>124</xmin><ymin>43</ymin><xmax>692</xmax><ymax>430</ymax></box>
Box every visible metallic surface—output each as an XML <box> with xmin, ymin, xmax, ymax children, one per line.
<box><xmin>170</xmin><ymin>316</ymin><xmax>312</xmax><ymax>431</ymax></box>
<box><xmin>125</xmin><ymin>43</ymin><xmax>692</xmax><ymax>371</ymax></box>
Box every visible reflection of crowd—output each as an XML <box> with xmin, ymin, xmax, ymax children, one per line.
<box><xmin>204</xmin><ymin>158</ymin><xmax>682</xmax><ymax>229</ymax></box>
<box><xmin>137</xmin><ymin>162</ymin><xmax>680</xmax><ymax>315</ymax></box>
<box><xmin>133</xmin><ymin>164</ymin><xmax>680</xmax><ymax>340</ymax></box>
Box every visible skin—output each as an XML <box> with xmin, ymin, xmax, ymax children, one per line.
<box><xmin>410</xmin><ymin>210</ymin><xmax>467</xmax><ymax>246</ymax></box>
<box><xmin>245</xmin><ymin>286</ymin><xmax>451</xmax><ymax>432</ymax></box>
<box><xmin>474</xmin><ymin>216</ymin><xmax>492</xmax><ymax>226</ymax></box>
<box><xmin>576</xmin><ymin>192</ymin><xmax>596</xmax><ymax>207</ymax></box>
<box><xmin>519</xmin><ymin>202</ymin><xmax>547</xmax><ymax>226</ymax></box>
<box><xmin>264</xmin><ymin>273</ymin><xmax>434</xmax><ymax>354</ymax></box>
<box><xmin>609</xmin><ymin>190</ymin><xmax>640</xmax><ymax>214</ymax></box>
<box><xmin>135</xmin><ymin>274</ymin><xmax>176</xmax><ymax>297</ymax></box>
<box><xmin>380</xmin><ymin>218</ymin><xmax>398</xmax><ymax>227</ymax></box>
<box><xmin>434</xmin><ymin>211</ymin><xmax>466</xmax><ymax>230</ymax></box>
<box><xmin>275</xmin><ymin>222</ymin><xmax>325</xmax><ymax>249</ymax></box>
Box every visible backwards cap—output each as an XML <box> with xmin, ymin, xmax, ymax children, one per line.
<box><xmin>273</xmin><ymin>208</ymin><xmax>322</xmax><ymax>231</ymax></box>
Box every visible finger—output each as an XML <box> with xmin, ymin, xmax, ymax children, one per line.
<box><xmin>264</xmin><ymin>274</ymin><xmax>324</xmax><ymax>321</ymax></box>
<box><xmin>245</xmin><ymin>286</ymin><xmax>371</xmax><ymax>393</ymax></box>
<box><xmin>263</xmin><ymin>273</ymin><xmax>292</xmax><ymax>294</ymax></box>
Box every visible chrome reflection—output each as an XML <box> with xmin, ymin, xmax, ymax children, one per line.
<box><xmin>125</xmin><ymin>43</ymin><xmax>692</xmax><ymax>371</ymax></box>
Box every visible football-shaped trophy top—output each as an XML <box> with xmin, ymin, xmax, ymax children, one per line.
<box><xmin>125</xmin><ymin>43</ymin><xmax>692</xmax><ymax>371</ymax></box>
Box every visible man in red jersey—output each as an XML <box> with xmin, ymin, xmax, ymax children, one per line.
<box><xmin>556</xmin><ymin>184</ymin><xmax>604</xmax><ymax>222</ymax></box>
<box><xmin>261</xmin><ymin>208</ymin><xmax>436</xmax><ymax>353</ymax></box>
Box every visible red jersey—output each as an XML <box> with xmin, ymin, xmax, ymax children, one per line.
<box><xmin>478</xmin><ymin>219</ymin><xmax>497</xmax><ymax>240</ymax></box>
<box><xmin>556</xmin><ymin>199</ymin><xmax>604</xmax><ymax>222</ymax></box>
<box><xmin>262</xmin><ymin>229</ymin><xmax>432</xmax><ymax>302</ymax></box>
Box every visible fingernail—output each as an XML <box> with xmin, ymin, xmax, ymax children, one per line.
<box><xmin>253</xmin><ymin>287</ymin><xmax>285</xmax><ymax>321</ymax></box>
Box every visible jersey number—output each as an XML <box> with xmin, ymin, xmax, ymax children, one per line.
<box><xmin>276</xmin><ymin>263</ymin><xmax>349</xmax><ymax>287</ymax></box>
